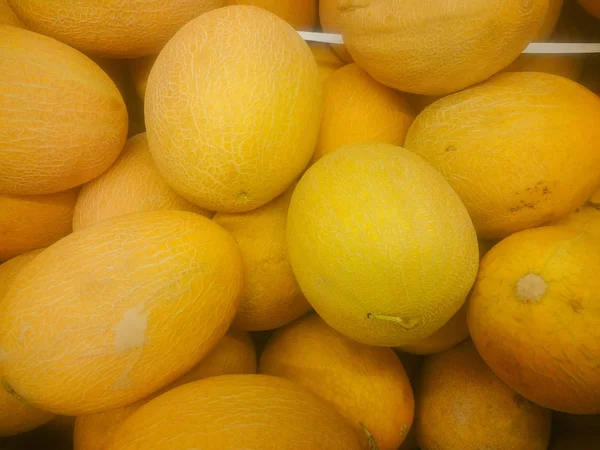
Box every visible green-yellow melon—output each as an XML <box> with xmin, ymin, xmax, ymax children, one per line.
<box><xmin>309</xmin><ymin>43</ymin><xmax>346</xmax><ymax>84</ymax></box>
<box><xmin>213</xmin><ymin>185</ymin><xmax>311</xmax><ymax>331</ymax></box>
<box><xmin>0</xmin><ymin>210</ymin><xmax>243</xmax><ymax>415</ymax></box>
<box><xmin>7</xmin><ymin>0</ymin><xmax>225</xmax><ymax>58</ymax></box>
<box><xmin>0</xmin><ymin>26</ymin><xmax>128</xmax><ymax>195</ymax></box>
<box><xmin>129</xmin><ymin>55</ymin><xmax>157</xmax><ymax>102</ymax></box>
<box><xmin>405</xmin><ymin>71</ymin><xmax>600</xmax><ymax>240</ymax></box>
<box><xmin>227</xmin><ymin>0</ymin><xmax>318</xmax><ymax>30</ymax></box>
<box><xmin>73</xmin><ymin>133</ymin><xmax>211</xmax><ymax>231</ymax></box>
<box><xmin>337</xmin><ymin>0</ymin><xmax>549</xmax><ymax>95</ymax></box>
<box><xmin>287</xmin><ymin>142</ymin><xmax>479</xmax><ymax>347</ymax></box>
<box><xmin>145</xmin><ymin>6</ymin><xmax>322</xmax><ymax>213</ymax></box>
<box><xmin>319</xmin><ymin>0</ymin><xmax>354</xmax><ymax>63</ymax></box>
<box><xmin>103</xmin><ymin>374</ymin><xmax>363</xmax><ymax>450</ymax></box>
<box><xmin>312</xmin><ymin>63</ymin><xmax>415</xmax><ymax>164</ymax></box>
<box><xmin>579</xmin><ymin>0</ymin><xmax>600</xmax><ymax>19</ymax></box>
<box><xmin>0</xmin><ymin>0</ymin><xmax>21</xmax><ymax>27</ymax></box>
<box><xmin>0</xmin><ymin>189</ymin><xmax>77</xmax><ymax>261</ymax></box>
<box><xmin>73</xmin><ymin>329</ymin><xmax>257</xmax><ymax>450</ymax></box>
<box><xmin>0</xmin><ymin>250</ymin><xmax>54</xmax><ymax>437</ymax></box>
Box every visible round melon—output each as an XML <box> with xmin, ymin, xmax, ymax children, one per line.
<box><xmin>73</xmin><ymin>133</ymin><xmax>211</xmax><ymax>231</ymax></box>
<box><xmin>145</xmin><ymin>6</ymin><xmax>322</xmax><ymax>213</ymax></box>
<box><xmin>404</xmin><ymin>71</ymin><xmax>600</xmax><ymax>239</ymax></box>
<box><xmin>337</xmin><ymin>0</ymin><xmax>549</xmax><ymax>95</ymax></box>
<box><xmin>0</xmin><ymin>0</ymin><xmax>21</xmax><ymax>26</ymax></box>
<box><xmin>0</xmin><ymin>189</ymin><xmax>77</xmax><ymax>261</ymax></box>
<box><xmin>7</xmin><ymin>0</ymin><xmax>225</xmax><ymax>58</ymax></box>
<box><xmin>287</xmin><ymin>142</ymin><xmax>480</xmax><ymax>347</ymax></box>
<box><xmin>103</xmin><ymin>375</ymin><xmax>363</xmax><ymax>450</ymax></box>
<box><xmin>0</xmin><ymin>210</ymin><xmax>243</xmax><ymax>415</ymax></box>
<box><xmin>0</xmin><ymin>26</ymin><xmax>128</xmax><ymax>195</ymax></box>
<box><xmin>227</xmin><ymin>0</ymin><xmax>318</xmax><ymax>30</ymax></box>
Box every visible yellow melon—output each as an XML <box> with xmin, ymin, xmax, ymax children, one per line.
<box><xmin>227</xmin><ymin>0</ymin><xmax>317</xmax><ymax>30</ymax></box>
<box><xmin>260</xmin><ymin>313</ymin><xmax>414</xmax><ymax>450</ymax></box>
<box><xmin>73</xmin><ymin>133</ymin><xmax>211</xmax><ymax>231</ymax></box>
<box><xmin>145</xmin><ymin>6</ymin><xmax>322</xmax><ymax>213</ymax></box>
<box><xmin>7</xmin><ymin>0</ymin><xmax>225</xmax><ymax>58</ymax></box>
<box><xmin>319</xmin><ymin>0</ymin><xmax>354</xmax><ymax>63</ymax></box>
<box><xmin>309</xmin><ymin>43</ymin><xmax>346</xmax><ymax>84</ymax></box>
<box><xmin>213</xmin><ymin>185</ymin><xmax>311</xmax><ymax>331</ymax></box>
<box><xmin>337</xmin><ymin>0</ymin><xmax>549</xmax><ymax>95</ymax></box>
<box><xmin>405</xmin><ymin>71</ymin><xmax>600</xmax><ymax>240</ymax></box>
<box><xmin>103</xmin><ymin>374</ymin><xmax>363</xmax><ymax>450</ymax></box>
<box><xmin>0</xmin><ymin>210</ymin><xmax>243</xmax><ymax>415</ymax></box>
<box><xmin>0</xmin><ymin>0</ymin><xmax>21</xmax><ymax>26</ymax></box>
<box><xmin>0</xmin><ymin>26</ymin><xmax>128</xmax><ymax>196</ymax></box>
<box><xmin>287</xmin><ymin>142</ymin><xmax>479</xmax><ymax>347</ymax></box>
<box><xmin>579</xmin><ymin>0</ymin><xmax>600</xmax><ymax>19</ymax></box>
<box><xmin>0</xmin><ymin>250</ymin><xmax>54</xmax><ymax>437</ymax></box>
<box><xmin>0</xmin><ymin>189</ymin><xmax>77</xmax><ymax>261</ymax></box>
<box><xmin>129</xmin><ymin>55</ymin><xmax>157</xmax><ymax>102</ymax></box>
<box><xmin>537</xmin><ymin>0</ymin><xmax>563</xmax><ymax>40</ymax></box>
<box><xmin>312</xmin><ymin>63</ymin><xmax>415</xmax><ymax>164</ymax></box>
<box><xmin>73</xmin><ymin>329</ymin><xmax>256</xmax><ymax>450</ymax></box>
<box><xmin>551</xmin><ymin>188</ymin><xmax>600</xmax><ymax>237</ymax></box>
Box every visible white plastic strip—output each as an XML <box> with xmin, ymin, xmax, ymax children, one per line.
<box><xmin>298</xmin><ymin>31</ymin><xmax>600</xmax><ymax>54</ymax></box>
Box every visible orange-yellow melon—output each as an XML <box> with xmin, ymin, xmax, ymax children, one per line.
<box><xmin>405</xmin><ymin>72</ymin><xmax>600</xmax><ymax>239</ymax></box>
<box><xmin>7</xmin><ymin>0</ymin><xmax>225</xmax><ymax>58</ymax></box>
<box><xmin>0</xmin><ymin>189</ymin><xmax>78</xmax><ymax>261</ymax></box>
<box><xmin>129</xmin><ymin>55</ymin><xmax>157</xmax><ymax>101</ymax></box>
<box><xmin>73</xmin><ymin>133</ymin><xmax>211</xmax><ymax>231</ymax></box>
<box><xmin>468</xmin><ymin>226</ymin><xmax>600</xmax><ymax>414</ymax></box>
<box><xmin>0</xmin><ymin>250</ymin><xmax>54</xmax><ymax>437</ymax></box>
<box><xmin>73</xmin><ymin>329</ymin><xmax>257</xmax><ymax>450</ymax></box>
<box><xmin>213</xmin><ymin>185</ymin><xmax>311</xmax><ymax>331</ymax></box>
<box><xmin>309</xmin><ymin>43</ymin><xmax>346</xmax><ymax>84</ymax></box>
<box><xmin>0</xmin><ymin>26</ymin><xmax>128</xmax><ymax>195</ymax></box>
<box><xmin>227</xmin><ymin>0</ymin><xmax>317</xmax><ymax>30</ymax></box>
<box><xmin>319</xmin><ymin>0</ymin><xmax>354</xmax><ymax>62</ymax></box>
<box><xmin>145</xmin><ymin>6</ymin><xmax>322</xmax><ymax>213</ymax></box>
<box><xmin>0</xmin><ymin>0</ymin><xmax>21</xmax><ymax>26</ymax></box>
<box><xmin>287</xmin><ymin>142</ymin><xmax>479</xmax><ymax>347</ymax></box>
<box><xmin>0</xmin><ymin>210</ymin><xmax>243</xmax><ymax>415</ymax></box>
<box><xmin>337</xmin><ymin>0</ymin><xmax>549</xmax><ymax>95</ymax></box>
<box><xmin>312</xmin><ymin>63</ymin><xmax>415</xmax><ymax>164</ymax></box>
<box><xmin>260</xmin><ymin>313</ymin><xmax>414</xmax><ymax>450</ymax></box>
<box><xmin>579</xmin><ymin>0</ymin><xmax>600</xmax><ymax>19</ymax></box>
<box><xmin>103</xmin><ymin>374</ymin><xmax>363</xmax><ymax>450</ymax></box>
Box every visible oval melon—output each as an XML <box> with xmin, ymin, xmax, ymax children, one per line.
<box><xmin>0</xmin><ymin>210</ymin><xmax>243</xmax><ymax>415</ymax></box>
<box><xmin>7</xmin><ymin>0</ymin><xmax>225</xmax><ymax>58</ymax></box>
<box><xmin>287</xmin><ymin>142</ymin><xmax>479</xmax><ymax>347</ymax></box>
<box><xmin>0</xmin><ymin>26</ymin><xmax>128</xmax><ymax>195</ymax></box>
<box><xmin>405</xmin><ymin>71</ymin><xmax>600</xmax><ymax>239</ymax></box>
<box><xmin>0</xmin><ymin>189</ymin><xmax>77</xmax><ymax>261</ymax></box>
<box><xmin>103</xmin><ymin>374</ymin><xmax>363</xmax><ymax>450</ymax></box>
<box><xmin>0</xmin><ymin>0</ymin><xmax>21</xmax><ymax>26</ymax></box>
<box><xmin>73</xmin><ymin>133</ymin><xmax>211</xmax><ymax>231</ymax></box>
<box><xmin>337</xmin><ymin>0</ymin><xmax>549</xmax><ymax>95</ymax></box>
<box><xmin>145</xmin><ymin>6</ymin><xmax>322</xmax><ymax>213</ymax></box>
<box><xmin>227</xmin><ymin>0</ymin><xmax>318</xmax><ymax>30</ymax></box>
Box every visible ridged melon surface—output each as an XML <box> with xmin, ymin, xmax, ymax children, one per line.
<box><xmin>145</xmin><ymin>6</ymin><xmax>322</xmax><ymax>213</ymax></box>
<box><xmin>0</xmin><ymin>210</ymin><xmax>243</xmax><ymax>415</ymax></box>
<box><xmin>227</xmin><ymin>0</ymin><xmax>317</xmax><ymax>30</ymax></box>
<box><xmin>7</xmin><ymin>0</ymin><xmax>226</xmax><ymax>58</ymax></box>
<box><xmin>0</xmin><ymin>26</ymin><xmax>128</xmax><ymax>195</ymax></box>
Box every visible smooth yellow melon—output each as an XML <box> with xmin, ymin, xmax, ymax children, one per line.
<box><xmin>213</xmin><ymin>185</ymin><xmax>311</xmax><ymax>331</ymax></box>
<box><xmin>0</xmin><ymin>189</ymin><xmax>78</xmax><ymax>261</ymax></box>
<box><xmin>0</xmin><ymin>250</ymin><xmax>54</xmax><ymax>437</ymax></box>
<box><xmin>7</xmin><ymin>0</ymin><xmax>225</xmax><ymax>58</ymax></box>
<box><xmin>337</xmin><ymin>0</ymin><xmax>549</xmax><ymax>95</ymax></box>
<box><xmin>0</xmin><ymin>0</ymin><xmax>21</xmax><ymax>26</ymax></box>
<box><xmin>287</xmin><ymin>142</ymin><xmax>479</xmax><ymax>347</ymax></box>
<box><xmin>227</xmin><ymin>0</ymin><xmax>317</xmax><ymax>30</ymax></box>
<box><xmin>73</xmin><ymin>329</ymin><xmax>257</xmax><ymax>450</ymax></box>
<box><xmin>0</xmin><ymin>210</ymin><xmax>243</xmax><ymax>415</ymax></box>
<box><xmin>309</xmin><ymin>43</ymin><xmax>346</xmax><ymax>84</ymax></box>
<box><xmin>103</xmin><ymin>374</ymin><xmax>363</xmax><ymax>450</ymax></box>
<box><xmin>319</xmin><ymin>0</ymin><xmax>354</xmax><ymax>63</ymax></box>
<box><xmin>405</xmin><ymin>71</ymin><xmax>600</xmax><ymax>239</ymax></box>
<box><xmin>312</xmin><ymin>63</ymin><xmax>415</xmax><ymax>164</ymax></box>
<box><xmin>129</xmin><ymin>55</ymin><xmax>157</xmax><ymax>102</ymax></box>
<box><xmin>73</xmin><ymin>133</ymin><xmax>211</xmax><ymax>231</ymax></box>
<box><xmin>0</xmin><ymin>26</ymin><xmax>128</xmax><ymax>195</ymax></box>
<box><xmin>145</xmin><ymin>6</ymin><xmax>322</xmax><ymax>213</ymax></box>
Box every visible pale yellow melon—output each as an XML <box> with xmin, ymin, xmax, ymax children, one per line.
<box><xmin>145</xmin><ymin>6</ymin><xmax>322</xmax><ymax>213</ymax></box>
<box><xmin>73</xmin><ymin>329</ymin><xmax>256</xmax><ymax>450</ymax></box>
<box><xmin>0</xmin><ymin>26</ymin><xmax>128</xmax><ymax>195</ymax></box>
<box><xmin>73</xmin><ymin>133</ymin><xmax>211</xmax><ymax>231</ymax></box>
<box><xmin>0</xmin><ymin>250</ymin><xmax>54</xmax><ymax>437</ymax></box>
<box><xmin>337</xmin><ymin>0</ymin><xmax>549</xmax><ymax>95</ymax></box>
<box><xmin>7</xmin><ymin>0</ymin><xmax>225</xmax><ymax>58</ymax></box>
<box><xmin>287</xmin><ymin>142</ymin><xmax>479</xmax><ymax>347</ymax></box>
<box><xmin>309</xmin><ymin>43</ymin><xmax>346</xmax><ymax>84</ymax></box>
<box><xmin>0</xmin><ymin>0</ymin><xmax>21</xmax><ymax>26</ymax></box>
<box><xmin>0</xmin><ymin>210</ymin><xmax>243</xmax><ymax>415</ymax></box>
<box><xmin>129</xmin><ymin>55</ymin><xmax>157</xmax><ymax>101</ymax></box>
<box><xmin>312</xmin><ymin>63</ymin><xmax>415</xmax><ymax>164</ymax></box>
<box><xmin>319</xmin><ymin>0</ymin><xmax>354</xmax><ymax>62</ymax></box>
<box><xmin>0</xmin><ymin>189</ymin><xmax>77</xmax><ymax>261</ymax></box>
<box><xmin>405</xmin><ymin>72</ymin><xmax>600</xmax><ymax>239</ymax></box>
<box><xmin>227</xmin><ymin>0</ymin><xmax>317</xmax><ymax>30</ymax></box>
